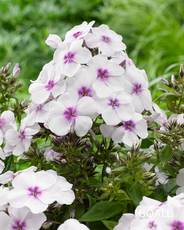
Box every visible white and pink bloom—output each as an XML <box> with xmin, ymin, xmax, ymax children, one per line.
<box><xmin>111</xmin><ymin>113</ymin><xmax>148</xmax><ymax>146</ymax></box>
<box><xmin>53</xmin><ymin>39</ymin><xmax>92</xmax><ymax>77</ymax></box>
<box><xmin>44</xmin><ymin>147</ymin><xmax>63</xmax><ymax>162</ymax></box>
<box><xmin>4</xmin><ymin>122</ymin><xmax>40</xmax><ymax>156</ymax></box>
<box><xmin>87</xmin><ymin>55</ymin><xmax>125</xmax><ymax>98</ymax></box>
<box><xmin>8</xmin><ymin>169</ymin><xmax>75</xmax><ymax>214</ymax></box>
<box><xmin>66</xmin><ymin>66</ymin><xmax>96</xmax><ymax>98</ymax></box>
<box><xmin>0</xmin><ymin>111</ymin><xmax>16</xmax><ymax>145</ymax></box>
<box><xmin>45</xmin><ymin>34</ymin><xmax>62</xmax><ymax>48</ymax></box>
<box><xmin>124</xmin><ymin>67</ymin><xmax>152</xmax><ymax>113</ymax></box>
<box><xmin>29</xmin><ymin>61</ymin><xmax>66</xmax><ymax>104</ymax></box>
<box><xmin>85</xmin><ymin>24</ymin><xmax>126</xmax><ymax>56</ymax></box>
<box><xmin>58</xmin><ymin>219</ymin><xmax>90</xmax><ymax>230</ymax></box>
<box><xmin>0</xmin><ymin>206</ymin><xmax>46</xmax><ymax>230</ymax></box>
<box><xmin>64</xmin><ymin>20</ymin><xmax>95</xmax><ymax>43</ymax></box>
<box><xmin>95</xmin><ymin>91</ymin><xmax>135</xmax><ymax>125</ymax></box>
<box><xmin>48</xmin><ymin>91</ymin><xmax>96</xmax><ymax>137</ymax></box>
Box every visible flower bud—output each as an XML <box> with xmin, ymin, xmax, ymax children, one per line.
<box><xmin>42</xmin><ymin>222</ymin><xmax>52</xmax><ymax>229</ymax></box>
<box><xmin>3</xmin><ymin>62</ymin><xmax>11</xmax><ymax>73</ymax></box>
<box><xmin>180</xmin><ymin>64</ymin><xmax>183</xmax><ymax>78</ymax></box>
<box><xmin>106</xmin><ymin>167</ymin><xmax>111</xmax><ymax>174</ymax></box>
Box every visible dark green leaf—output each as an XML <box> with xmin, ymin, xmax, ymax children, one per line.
<box><xmin>79</xmin><ymin>201</ymin><xmax>125</xmax><ymax>222</ymax></box>
<box><xmin>75</xmin><ymin>202</ymin><xmax>85</xmax><ymax>220</ymax></box>
<box><xmin>101</xmin><ymin>220</ymin><xmax>118</xmax><ymax>230</ymax></box>
<box><xmin>86</xmin><ymin>194</ymin><xmax>96</xmax><ymax>209</ymax></box>
<box><xmin>2</xmin><ymin>155</ymin><xmax>13</xmax><ymax>174</ymax></box>
<box><xmin>126</xmin><ymin>183</ymin><xmax>144</xmax><ymax>206</ymax></box>
<box><xmin>160</xmin><ymin>145</ymin><xmax>172</xmax><ymax>166</ymax></box>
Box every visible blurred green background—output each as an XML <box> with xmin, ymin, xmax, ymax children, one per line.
<box><xmin>1</xmin><ymin>0</ymin><xmax>184</xmax><ymax>100</ymax></box>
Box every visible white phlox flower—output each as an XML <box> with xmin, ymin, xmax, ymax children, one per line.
<box><xmin>87</xmin><ymin>54</ymin><xmax>125</xmax><ymax>98</ymax></box>
<box><xmin>0</xmin><ymin>111</ymin><xmax>17</xmax><ymax>145</ymax></box>
<box><xmin>111</xmin><ymin>113</ymin><xmax>148</xmax><ymax>146</ymax></box>
<box><xmin>29</xmin><ymin>61</ymin><xmax>66</xmax><ymax>104</ymax></box>
<box><xmin>4</xmin><ymin>122</ymin><xmax>40</xmax><ymax>156</ymax></box>
<box><xmin>66</xmin><ymin>66</ymin><xmax>96</xmax><ymax>98</ymax></box>
<box><xmin>57</xmin><ymin>219</ymin><xmax>90</xmax><ymax>230</ymax></box>
<box><xmin>8</xmin><ymin>169</ymin><xmax>75</xmax><ymax>214</ymax></box>
<box><xmin>53</xmin><ymin>39</ymin><xmax>92</xmax><ymax>77</ymax></box>
<box><xmin>124</xmin><ymin>67</ymin><xmax>152</xmax><ymax>113</ymax></box>
<box><xmin>48</xmin><ymin>91</ymin><xmax>97</xmax><ymax>137</ymax></box>
<box><xmin>44</xmin><ymin>147</ymin><xmax>63</xmax><ymax>162</ymax></box>
<box><xmin>84</xmin><ymin>24</ymin><xmax>126</xmax><ymax>56</ymax></box>
<box><xmin>45</xmin><ymin>34</ymin><xmax>62</xmax><ymax>48</ymax></box>
<box><xmin>0</xmin><ymin>206</ymin><xmax>46</xmax><ymax>230</ymax></box>
<box><xmin>64</xmin><ymin>20</ymin><xmax>95</xmax><ymax>43</ymax></box>
<box><xmin>95</xmin><ymin>91</ymin><xmax>135</xmax><ymax>125</ymax></box>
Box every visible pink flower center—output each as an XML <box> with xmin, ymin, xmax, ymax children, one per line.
<box><xmin>102</xmin><ymin>36</ymin><xmax>111</xmax><ymax>43</ymax></box>
<box><xmin>108</xmin><ymin>98</ymin><xmax>120</xmax><ymax>109</ymax></box>
<box><xmin>64</xmin><ymin>52</ymin><xmax>75</xmax><ymax>64</ymax></box>
<box><xmin>170</xmin><ymin>220</ymin><xmax>184</xmax><ymax>230</ymax></box>
<box><xmin>12</xmin><ymin>220</ymin><xmax>26</xmax><ymax>230</ymax></box>
<box><xmin>36</xmin><ymin>104</ymin><xmax>43</xmax><ymax>112</ymax></box>
<box><xmin>148</xmin><ymin>221</ymin><xmax>157</xmax><ymax>229</ymax></box>
<box><xmin>28</xmin><ymin>186</ymin><xmax>42</xmax><ymax>198</ymax></box>
<box><xmin>73</xmin><ymin>31</ymin><xmax>82</xmax><ymax>38</ymax></box>
<box><xmin>63</xmin><ymin>107</ymin><xmax>78</xmax><ymax>121</ymax></box>
<box><xmin>18</xmin><ymin>130</ymin><xmax>25</xmax><ymax>140</ymax></box>
<box><xmin>124</xmin><ymin>120</ymin><xmax>135</xmax><ymax>131</ymax></box>
<box><xmin>132</xmin><ymin>83</ymin><xmax>143</xmax><ymax>94</ymax></box>
<box><xmin>97</xmin><ymin>68</ymin><xmax>109</xmax><ymax>81</ymax></box>
<box><xmin>45</xmin><ymin>80</ymin><xmax>55</xmax><ymax>91</ymax></box>
<box><xmin>78</xmin><ymin>86</ymin><xmax>92</xmax><ymax>98</ymax></box>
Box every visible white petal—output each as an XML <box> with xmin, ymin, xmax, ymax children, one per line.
<box><xmin>77</xmin><ymin>97</ymin><xmax>97</xmax><ymax>115</ymax></box>
<box><xmin>75</xmin><ymin>116</ymin><xmax>92</xmax><ymax>136</ymax></box>
<box><xmin>102</xmin><ymin>107</ymin><xmax>121</xmax><ymax>125</ymax></box>
<box><xmin>49</xmin><ymin>116</ymin><xmax>72</xmax><ymax>136</ymax></box>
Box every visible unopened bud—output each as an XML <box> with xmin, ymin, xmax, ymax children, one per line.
<box><xmin>142</xmin><ymin>172</ymin><xmax>155</xmax><ymax>179</ymax></box>
<box><xmin>21</xmin><ymin>99</ymin><xmax>27</xmax><ymax>106</ymax></box>
<box><xmin>42</xmin><ymin>222</ymin><xmax>52</xmax><ymax>229</ymax></box>
<box><xmin>159</xmin><ymin>88</ymin><xmax>167</xmax><ymax>93</ymax></box>
<box><xmin>70</xmin><ymin>208</ymin><xmax>75</xmax><ymax>218</ymax></box>
<box><xmin>86</xmin><ymin>140</ymin><xmax>93</xmax><ymax>147</ymax></box>
<box><xmin>61</xmin><ymin>159</ymin><xmax>67</xmax><ymax>164</ymax></box>
<box><xmin>13</xmin><ymin>63</ymin><xmax>20</xmax><ymax>77</ymax></box>
<box><xmin>160</xmin><ymin>78</ymin><xmax>173</xmax><ymax>88</ymax></box>
<box><xmin>139</xmin><ymin>181</ymin><xmax>147</xmax><ymax>187</ymax></box>
<box><xmin>154</xmin><ymin>140</ymin><xmax>158</xmax><ymax>151</ymax></box>
<box><xmin>180</xmin><ymin>64</ymin><xmax>183</xmax><ymax>78</ymax></box>
<box><xmin>106</xmin><ymin>167</ymin><xmax>111</xmax><ymax>174</ymax></box>
<box><xmin>3</xmin><ymin>62</ymin><xmax>11</xmax><ymax>73</ymax></box>
<box><xmin>127</xmin><ymin>151</ymin><xmax>131</xmax><ymax>161</ymax></box>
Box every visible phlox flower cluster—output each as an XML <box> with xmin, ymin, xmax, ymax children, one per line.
<box><xmin>114</xmin><ymin>193</ymin><xmax>184</xmax><ymax>230</ymax></box>
<box><xmin>25</xmin><ymin>21</ymin><xmax>153</xmax><ymax>147</ymax></box>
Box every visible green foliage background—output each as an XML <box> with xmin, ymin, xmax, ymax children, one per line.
<box><xmin>1</xmin><ymin>0</ymin><xmax>184</xmax><ymax>100</ymax></box>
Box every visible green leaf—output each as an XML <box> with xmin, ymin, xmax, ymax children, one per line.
<box><xmin>87</xmin><ymin>177</ymin><xmax>103</xmax><ymax>188</ymax></box>
<box><xmin>86</xmin><ymin>194</ymin><xmax>96</xmax><ymax>209</ymax></box>
<box><xmin>111</xmin><ymin>166</ymin><xmax>127</xmax><ymax>172</ymax></box>
<box><xmin>79</xmin><ymin>201</ymin><xmax>125</xmax><ymax>222</ymax></box>
<box><xmin>160</xmin><ymin>145</ymin><xmax>172</xmax><ymax>166</ymax></box>
<box><xmin>2</xmin><ymin>155</ymin><xmax>13</xmax><ymax>174</ymax></box>
<box><xmin>155</xmin><ymin>93</ymin><xmax>180</xmax><ymax>102</ymax></box>
<box><xmin>101</xmin><ymin>220</ymin><xmax>118</xmax><ymax>230</ymax></box>
<box><xmin>75</xmin><ymin>202</ymin><xmax>85</xmax><ymax>219</ymax></box>
<box><xmin>126</xmin><ymin>183</ymin><xmax>144</xmax><ymax>206</ymax></box>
